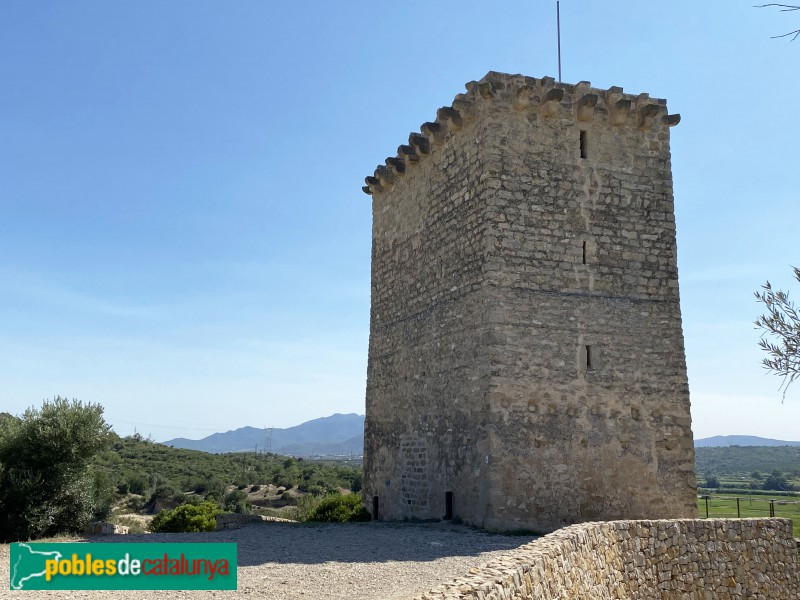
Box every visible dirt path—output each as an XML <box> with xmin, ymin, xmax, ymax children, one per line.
<box><xmin>1</xmin><ymin>522</ymin><xmax>536</xmax><ymax>599</ymax></box>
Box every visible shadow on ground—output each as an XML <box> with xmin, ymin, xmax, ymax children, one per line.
<box><xmin>87</xmin><ymin>521</ymin><xmax>538</xmax><ymax>567</ymax></box>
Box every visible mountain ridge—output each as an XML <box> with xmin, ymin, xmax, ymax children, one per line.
<box><xmin>694</xmin><ymin>435</ymin><xmax>800</xmax><ymax>448</ymax></box>
<box><xmin>163</xmin><ymin>413</ymin><xmax>364</xmax><ymax>456</ymax></box>
<box><xmin>164</xmin><ymin>417</ymin><xmax>798</xmax><ymax>455</ymax></box>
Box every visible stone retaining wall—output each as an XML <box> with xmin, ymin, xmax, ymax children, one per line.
<box><xmin>214</xmin><ymin>513</ymin><xmax>295</xmax><ymax>530</ymax></box>
<box><xmin>85</xmin><ymin>521</ymin><xmax>129</xmax><ymax>535</ymax></box>
<box><xmin>416</xmin><ymin>518</ymin><xmax>798</xmax><ymax>599</ymax></box>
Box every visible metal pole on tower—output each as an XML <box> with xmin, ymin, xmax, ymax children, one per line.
<box><xmin>557</xmin><ymin>1</ymin><xmax>562</xmax><ymax>82</ymax></box>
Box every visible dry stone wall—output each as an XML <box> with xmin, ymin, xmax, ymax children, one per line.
<box><xmin>363</xmin><ymin>71</ymin><xmax>696</xmax><ymax>532</ymax></box>
<box><xmin>415</xmin><ymin>518</ymin><xmax>799</xmax><ymax>600</ymax></box>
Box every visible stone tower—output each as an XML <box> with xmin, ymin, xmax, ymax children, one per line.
<box><xmin>362</xmin><ymin>72</ymin><xmax>696</xmax><ymax>533</ymax></box>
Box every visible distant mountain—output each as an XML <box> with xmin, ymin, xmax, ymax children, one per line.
<box><xmin>163</xmin><ymin>413</ymin><xmax>364</xmax><ymax>456</ymax></box>
<box><xmin>695</xmin><ymin>435</ymin><xmax>800</xmax><ymax>448</ymax></box>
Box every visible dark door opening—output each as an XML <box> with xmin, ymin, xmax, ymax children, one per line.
<box><xmin>444</xmin><ymin>491</ymin><xmax>453</xmax><ymax>520</ymax></box>
<box><xmin>372</xmin><ymin>496</ymin><xmax>379</xmax><ymax>521</ymax></box>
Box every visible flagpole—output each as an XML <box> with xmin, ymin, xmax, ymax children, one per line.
<box><xmin>557</xmin><ymin>1</ymin><xmax>562</xmax><ymax>82</ymax></box>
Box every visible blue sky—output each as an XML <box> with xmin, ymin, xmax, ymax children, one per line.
<box><xmin>1</xmin><ymin>1</ymin><xmax>798</xmax><ymax>442</ymax></box>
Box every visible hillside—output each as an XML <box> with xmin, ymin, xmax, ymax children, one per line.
<box><xmin>695</xmin><ymin>445</ymin><xmax>800</xmax><ymax>477</ymax></box>
<box><xmin>695</xmin><ymin>435</ymin><xmax>800</xmax><ymax>448</ymax></box>
<box><xmin>163</xmin><ymin>413</ymin><xmax>364</xmax><ymax>456</ymax></box>
<box><xmin>92</xmin><ymin>433</ymin><xmax>362</xmax><ymax>500</ymax></box>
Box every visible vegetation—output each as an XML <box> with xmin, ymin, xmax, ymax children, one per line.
<box><xmin>0</xmin><ymin>398</ymin><xmax>113</xmax><ymax>542</ymax></box>
<box><xmin>695</xmin><ymin>445</ymin><xmax>800</xmax><ymax>480</ymax></box>
<box><xmin>306</xmin><ymin>493</ymin><xmax>371</xmax><ymax>523</ymax></box>
<box><xmin>762</xmin><ymin>469</ymin><xmax>791</xmax><ymax>491</ymax></box>
<box><xmin>150</xmin><ymin>502</ymin><xmax>221</xmax><ymax>533</ymax></box>
<box><xmin>755</xmin><ymin>266</ymin><xmax>800</xmax><ymax>396</ymax></box>
<box><xmin>697</xmin><ymin>492</ymin><xmax>800</xmax><ymax>538</ymax></box>
<box><xmin>92</xmin><ymin>434</ymin><xmax>362</xmax><ymax>502</ymax></box>
<box><xmin>88</xmin><ymin>429</ymin><xmax>369</xmax><ymax>527</ymax></box>
<box><xmin>0</xmin><ymin>397</ymin><xmax>369</xmax><ymax>541</ymax></box>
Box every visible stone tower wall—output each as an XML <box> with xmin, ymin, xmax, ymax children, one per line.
<box><xmin>363</xmin><ymin>107</ymin><xmax>494</xmax><ymax>523</ymax></box>
<box><xmin>363</xmin><ymin>72</ymin><xmax>696</xmax><ymax>532</ymax></box>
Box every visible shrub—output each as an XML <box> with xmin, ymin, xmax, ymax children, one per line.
<box><xmin>149</xmin><ymin>483</ymin><xmax>179</xmax><ymax>505</ymax></box>
<box><xmin>0</xmin><ymin>397</ymin><xmax>112</xmax><ymax>542</ymax></box>
<box><xmin>306</xmin><ymin>493</ymin><xmax>371</xmax><ymax>523</ymax></box>
<box><xmin>150</xmin><ymin>502</ymin><xmax>220</xmax><ymax>533</ymax></box>
<box><xmin>124</xmin><ymin>473</ymin><xmax>148</xmax><ymax>496</ymax></box>
<box><xmin>285</xmin><ymin>494</ymin><xmax>321</xmax><ymax>521</ymax></box>
<box><xmin>195</xmin><ymin>477</ymin><xmax>226</xmax><ymax>502</ymax></box>
<box><xmin>222</xmin><ymin>490</ymin><xmax>251</xmax><ymax>514</ymax></box>
<box><xmin>279</xmin><ymin>491</ymin><xmax>297</xmax><ymax>506</ymax></box>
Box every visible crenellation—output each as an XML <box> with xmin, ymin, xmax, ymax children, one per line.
<box><xmin>610</xmin><ymin>98</ymin><xmax>633</xmax><ymax>125</ymax></box>
<box><xmin>576</xmin><ymin>93</ymin><xmax>599</xmax><ymax>121</ymax></box>
<box><xmin>363</xmin><ymin>73</ymin><xmax>680</xmax><ymax>197</ymax></box>
<box><xmin>637</xmin><ymin>103</ymin><xmax>662</xmax><ymax>129</ymax></box>
<box><xmin>408</xmin><ymin>132</ymin><xmax>431</xmax><ymax>155</ymax></box>
<box><xmin>385</xmin><ymin>156</ymin><xmax>406</xmax><ymax>175</ymax></box>
<box><xmin>420</xmin><ymin>121</ymin><xmax>444</xmax><ymax>144</ymax></box>
<box><xmin>436</xmin><ymin>106</ymin><xmax>463</xmax><ymax>131</ymax></box>
<box><xmin>374</xmin><ymin>164</ymin><xmax>396</xmax><ymax>187</ymax></box>
<box><xmin>540</xmin><ymin>88</ymin><xmax>565</xmax><ymax>117</ymax></box>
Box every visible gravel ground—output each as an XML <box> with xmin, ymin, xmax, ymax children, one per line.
<box><xmin>1</xmin><ymin>522</ymin><xmax>537</xmax><ymax>599</ymax></box>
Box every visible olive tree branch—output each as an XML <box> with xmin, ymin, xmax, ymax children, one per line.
<box><xmin>754</xmin><ymin>266</ymin><xmax>800</xmax><ymax>400</ymax></box>
<box><xmin>756</xmin><ymin>4</ymin><xmax>800</xmax><ymax>39</ymax></box>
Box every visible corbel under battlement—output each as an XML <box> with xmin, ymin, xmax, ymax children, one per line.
<box><xmin>363</xmin><ymin>71</ymin><xmax>680</xmax><ymax>196</ymax></box>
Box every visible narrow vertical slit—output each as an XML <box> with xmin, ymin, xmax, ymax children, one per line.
<box><xmin>586</xmin><ymin>345</ymin><xmax>592</xmax><ymax>370</ymax></box>
<box><xmin>372</xmin><ymin>496</ymin><xmax>379</xmax><ymax>520</ymax></box>
<box><xmin>445</xmin><ymin>491</ymin><xmax>453</xmax><ymax>520</ymax></box>
<box><xmin>582</xmin><ymin>240</ymin><xmax>587</xmax><ymax>264</ymax></box>
<box><xmin>580</xmin><ymin>130</ymin><xmax>588</xmax><ymax>159</ymax></box>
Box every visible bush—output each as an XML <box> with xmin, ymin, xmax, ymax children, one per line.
<box><xmin>149</xmin><ymin>483</ymin><xmax>179</xmax><ymax>504</ymax></box>
<box><xmin>0</xmin><ymin>397</ymin><xmax>112</xmax><ymax>542</ymax></box>
<box><xmin>122</xmin><ymin>472</ymin><xmax>148</xmax><ymax>496</ymax></box>
<box><xmin>285</xmin><ymin>494</ymin><xmax>320</xmax><ymax>521</ymax></box>
<box><xmin>90</xmin><ymin>470</ymin><xmax>116</xmax><ymax>522</ymax></box>
<box><xmin>306</xmin><ymin>493</ymin><xmax>371</xmax><ymax>523</ymax></box>
<box><xmin>279</xmin><ymin>491</ymin><xmax>297</xmax><ymax>506</ymax></box>
<box><xmin>150</xmin><ymin>502</ymin><xmax>220</xmax><ymax>533</ymax></box>
<box><xmin>222</xmin><ymin>490</ymin><xmax>251</xmax><ymax>514</ymax></box>
<box><xmin>195</xmin><ymin>477</ymin><xmax>226</xmax><ymax>502</ymax></box>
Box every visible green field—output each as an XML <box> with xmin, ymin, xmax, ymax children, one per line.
<box><xmin>697</xmin><ymin>493</ymin><xmax>800</xmax><ymax>538</ymax></box>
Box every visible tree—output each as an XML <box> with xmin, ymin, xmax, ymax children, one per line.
<box><xmin>755</xmin><ymin>267</ymin><xmax>800</xmax><ymax>397</ymax></box>
<box><xmin>757</xmin><ymin>4</ymin><xmax>800</xmax><ymax>41</ymax></box>
<box><xmin>762</xmin><ymin>469</ymin><xmax>791</xmax><ymax>491</ymax></box>
<box><xmin>704</xmin><ymin>474</ymin><xmax>720</xmax><ymax>489</ymax></box>
<box><xmin>0</xmin><ymin>397</ymin><xmax>112</xmax><ymax>542</ymax></box>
